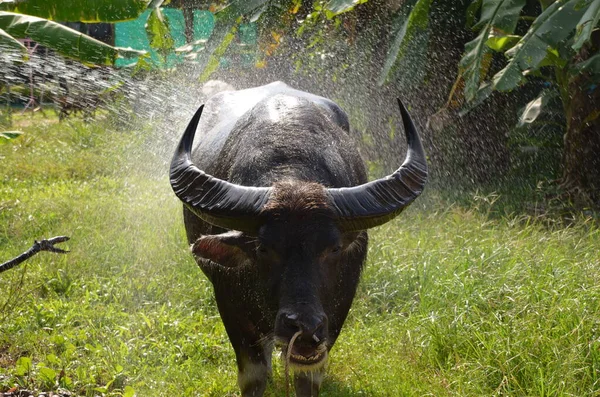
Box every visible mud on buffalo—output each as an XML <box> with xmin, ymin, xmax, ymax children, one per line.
<box><xmin>169</xmin><ymin>82</ymin><xmax>427</xmax><ymax>396</ymax></box>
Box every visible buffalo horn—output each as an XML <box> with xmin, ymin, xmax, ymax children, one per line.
<box><xmin>169</xmin><ymin>105</ymin><xmax>271</xmax><ymax>235</ymax></box>
<box><xmin>327</xmin><ymin>99</ymin><xmax>428</xmax><ymax>232</ymax></box>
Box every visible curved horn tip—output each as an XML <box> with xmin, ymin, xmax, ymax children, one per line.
<box><xmin>396</xmin><ymin>98</ymin><xmax>413</xmax><ymax>123</ymax></box>
<box><xmin>396</xmin><ymin>97</ymin><xmax>406</xmax><ymax>110</ymax></box>
<box><xmin>327</xmin><ymin>97</ymin><xmax>428</xmax><ymax>232</ymax></box>
<box><xmin>179</xmin><ymin>104</ymin><xmax>205</xmax><ymax>153</ymax></box>
<box><xmin>170</xmin><ymin>104</ymin><xmax>271</xmax><ymax>236</ymax></box>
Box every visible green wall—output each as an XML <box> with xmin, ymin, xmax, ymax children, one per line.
<box><xmin>115</xmin><ymin>9</ymin><xmax>257</xmax><ymax>70</ymax></box>
<box><xmin>115</xmin><ymin>9</ymin><xmax>214</xmax><ymax>68</ymax></box>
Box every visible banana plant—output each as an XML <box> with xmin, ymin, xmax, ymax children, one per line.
<box><xmin>491</xmin><ymin>0</ymin><xmax>597</xmax><ymax>92</ymax></box>
<box><xmin>146</xmin><ymin>6</ymin><xmax>175</xmax><ymax>62</ymax></box>
<box><xmin>378</xmin><ymin>0</ymin><xmax>598</xmax><ymax>110</ymax></box>
<box><xmin>0</xmin><ymin>11</ymin><xmax>145</xmax><ymax>65</ymax></box>
<box><xmin>376</xmin><ymin>0</ymin><xmax>599</xmax><ymax>201</ymax></box>
<box><xmin>460</xmin><ymin>0</ymin><xmax>599</xmax><ymax>116</ymax></box>
<box><xmin>460</xmin><ymin>0</ymin><xmax>526</xmax><ymax>101</ymax></box>
<box><xmin>377</xmin><ymin>0</ymin><xmax>433</xmax><ymax>86</ymax></box>
<box><xmin>454</xmin><ymin>0</ymin><xmax>599</xmax><ymax>202</ymax></box>
<box><xmin>0</xmin><ymin>0</ymin><xmax>150</xmax><ymax>65</ymax></box>
<box><xmin>0</xmin><ymin>0</ymin><xmax>148</xmax><ymax>21</ymax></box>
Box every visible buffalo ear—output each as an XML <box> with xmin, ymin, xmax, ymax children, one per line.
<box><xmin>192</xmin><ymin>231</ymin><xmax>255</xmax><ymax>267</ymax></box>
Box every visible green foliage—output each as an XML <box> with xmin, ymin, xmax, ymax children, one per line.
<box><xmin>325</xmin><ymin>0</ymin><xmax>369</xmax><ymax>16</ymax></box>
<box><xmin>456</xmin><ymin>0</ymin><xmax>599</xmax><ymax>99</ymax></box>
<box><xmin>192</xmin><ymin>0</ymin><xmax>278</xmax><ymax>81</ymax></box>
<box><xmin>0</xmin><ymin>26</ymin><xmax>26</xmax><ymax>53</ymax></box>
<box><xmin>14</xmin><ymin>356</ymin><xmax>32</xmax><ymax>376</ymax></box>
<box><xmin>485</xmin><ymin>33</ymin><xmax>521</xmax><ymax>51</ymax></box>
<box><xmin>492</xmin><ymin>0</ymin><xmax>593</xmax><ymax>92</ymax></box>
<box><xmin>146</xmin><ymin>7</ymin><xmax>175</xmax><ymax>61</ymax></box>
<box><xmin>466</xmin><ymin>0</ymin><xmax>483</xmax><ymax>27</ymax></box>
<box><xmin>0</xmin><ymin>11</ymin><xmax>145</xmax><ymax>65</ymax></box>
<box><xmin>378</xmin><ymin>0</ymin><xmax>433</xmax><ymax>86</ymax></box>
<box><xmin>1</xmin><ymin>0</ymin><xmax>149</xmax><ymax>22</ymax></box>
<box><xmin>216</xmin><ymin>0</ymin><xmax>273</xmax><ymax>22</ymax></box>
<box><xmin>381</xmin><ymin>0</ymin><xmax>598</xmax><ymax>122</ymax></box>
<box><xmin>460</xmin><ymin>0</ymin><xmax>526</xmax><ymax>101</ymax></box>
<box><xmin>198</xmin><ymin>19</ymin><xmax>240</xmax><ymax>82</ymax></box>
<box><xmin>0</xmin><ymin>0</ymin><xmax>150</xmax><ymax>66</ymax></box>
<box><xmin>572</xmin><ymin>52</ymin><xmax>600</xmax><ymax>75</ymax></box>
<box><xmin>572</xmin><ymin>0</ymin><xmax>600</xmax><ymax>51</ymax></box>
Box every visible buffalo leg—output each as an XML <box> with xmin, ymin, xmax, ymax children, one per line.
<box><xmin>213</xmin><ymin>287</ymin><xmax>271</xmax><ymax>397</ymax></box>
<box><xmin>220</xmin><ymin>313</ymin><xmax>271</xmax><ymax>396</ymax></box>
<box><xmin>235</xmin><ymin>342</ymin><xmax>272</xmax><ymax>397</ymax></box>
<box><xmin>294</xmin><ymin>369</ymin><xmax>324</xmax><ymax>397</ymax></box>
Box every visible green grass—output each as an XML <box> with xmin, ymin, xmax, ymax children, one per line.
<box><xmin>1</xmin><ymin>113</ymin><xmax>599</xmax><ymax>396</ymax></box>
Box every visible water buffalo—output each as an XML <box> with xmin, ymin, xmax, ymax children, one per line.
<box><xmin>170</xmin><ymin>82</ymin><xmax>427</xmax><ymax>396</ymax></box>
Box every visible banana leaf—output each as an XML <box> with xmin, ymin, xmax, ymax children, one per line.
<box><xmin>458</xmin><ymin>82</ymin><xmax>494</xmax><ymax>116</ymax></box>
<box><xmin>325</xmin><ymin>0</ymin><xmax>368</xmax><ymax>15</ymax></box>
<box><xmin>0</xmin><ymin>26</ymin><xmax>26</xmax><ymax>52</ymax></box>
<box><xmin>377</xmin><ymin>0</ymin><xmax>432</xmax><ymax>86</ymax></box>
<box><xmin>485</xmin><ymin>34</ymin><xmax>521</xmax><ymax>52</ymax></box>
<box><xmin>572</xmin><ymin>0</ymin><xmax>600</xmax><ymax>51</ymax></box>
<box><xmin>460</xmin><ymin>0</ymin><xmax>526</xmax><ymax>102</ymax></box>
<box><xmin>1</xmin><ymin>0</ymin><xmax>148</xmax><ymax>22</ymax></box>
<box><xmin>216</xmin><ymin>0</ymin><xmax>272</xmax><ymax>22</ymax></box>
<box><xmin>493</xmin><ymin>0</ymin><xmax>592</xmax><ymax>92</ymax></box>
<box><xmin>146</xmin><ymin>7</ymin><xmax>174</xmax><ymax>60</ymax></box>
<box><xmin>571</xmin><ymin>53</ymin><xmax>600</xmax><ymax>76</ymax></box>
<box><xmin>0</xmin><ymin>11</ymin><xmax>145</xmax><ymax>65</ymax></box>
<box><xmin>466</xmin><ymin>0</ymin><xmax>482</xmax><ymax>28</ymax></box>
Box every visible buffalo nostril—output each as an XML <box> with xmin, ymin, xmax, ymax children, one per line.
<box><xmin>285</xmin><ymin>313</ymin><xmax>298</xmax><ymax>321</ymax></box>
<box><xmin>311</xmin><ymin>317</ymin><xmax>327</xmax><ymax>341</ymax></box>
<box><xmin>283</xmin><ymin>313</ymin><xmax>299</xmax><ymax>328</ymax></box>
<box><xmin>276</xmin><ymin>311</ymin><xmax>328</xmax><ymax>344</ymax></box>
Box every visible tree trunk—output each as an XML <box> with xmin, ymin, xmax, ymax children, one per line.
<box><xmin>561</xmin><ymin>79</ymin><xmax>600</xmax><ymax>207</ymax></box>
<box><xmin>560</xmin><ymin>33</ymin><xmax>600</xmax><ymax>208</ymax></box>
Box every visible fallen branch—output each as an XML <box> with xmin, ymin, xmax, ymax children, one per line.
<box><xmin>0</xmin><ymin>236</ymin><xmax>70</xmax><ymax>273</ymax></box>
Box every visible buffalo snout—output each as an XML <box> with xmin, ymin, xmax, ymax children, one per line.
<box><xmin>275</xmin><ymin>309</ymin><xmax>328</xmax><ymax>344</ymax></box>
<box><xmin>275</xmin><ymin>308</ymin><xmax>329</xmax><ymax>369</ymax></box>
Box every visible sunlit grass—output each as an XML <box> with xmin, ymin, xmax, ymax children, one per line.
<box><xmin>1</xmin><ymin>114</ymin><xmax>599</xmax><ymax>396</ymax></box>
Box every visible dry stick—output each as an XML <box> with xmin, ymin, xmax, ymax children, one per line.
<box><xmin>285</xmin><ymin>330</ymin><xmax>303</xmax><ymax>397</ymax></box>
<box><xmin>0</xmin><ymin>236</ymin><xmax>70</xmax><ymax>273</ymax></box>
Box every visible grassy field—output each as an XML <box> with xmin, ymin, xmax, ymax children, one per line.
<box><xmin>1</xmin><ymin>113</ymin><xmax>599</xmax><ymax>396</ymax></box>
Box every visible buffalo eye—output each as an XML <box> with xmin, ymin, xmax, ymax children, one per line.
<box><xmin>330</xmin><ymin>244</ymin><xmax>343</xmax><ymax>255</ymax></box>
